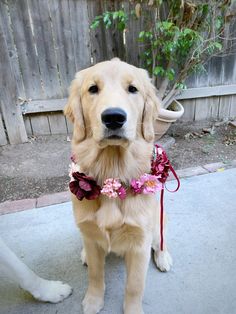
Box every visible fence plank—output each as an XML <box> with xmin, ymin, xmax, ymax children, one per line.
<box><xmin>66</xmin><ymin>117</ymin><xmax>73</xmax><ymax>133</ymax></box>
<box><xmin>48</xmin><ymin>0</ymin><xmax>76</xmax><ymax>96</ymax></box>
<box><xmin>88</xmin><ymin>0</ymin><xmax>130</xmax><ymax>63</ymax></box>
<box><xmin>101</xmin><ymin>0</ymin><xmax>125</xmax><ymax>60</ymax></box>
<box><xmin>69</xmin><ymin>0</ymin><xmax>91</xmax><ymax>71</ymax></box>
<box><xmin>218</xmin><ymin>95</ymin><xmax>232</xmax><ymax>120</ymax></box>
<box><xmin>0</xmin><ymin>1</ymin><xmax>25</xmax><ymax>98</ymax></box>
<box><xmin>230</xmin><ymin>95</ymin><xmax>236</xmax><ymax>118</ymax></box>
<box><xmin>222</xmin><ymin>55</ymin><xmax>236</xmax><ymax>85</ymax></box>
<box><xmin>0</xmin><ymin>18</ymin><xmax>28</xmax><ymax>144</ymax></box>
<box><xmin>206</xmin><ymin>97</ymin><xmax>219</xmax><ymax>120</ymax></box>
<box><xmin>0</xmin><ymin>112</ymin><xmax>8</xmax><ymax>145</ymax></box>
<box><xmin>23</xmin><ymin>116</ymin><xmax>33</xmax><ymax>136</ymax></box>
<box><xmin>28</xmin><ymin>0</ymin><xmax>62</xmax><ymax>99</ymax></box>
<box><xmin>30</xmin><ymin>114</ymin><xmax>51</xmax><ymax>135</ymax></box>
<box><xmin>87</xmin><ymin>0</ymin><xmax>109</xmax><ymax>63</ymax></box>
<box><xmin>21</xmin><ymin>98</ymin><xmax>67</xmax><ymax>114</ymax></box>
<box><xmin>123</xmin><ymin>1</ymin><xmax>144</xmax><ymax>66</ymax></box>
<box><xmin>180</xmin><ymin>99</ymin><xmax>196</xmax><ymax>121</ymax></box>
<box><xmin>194</xmin><ymin>98</ymin><xmax>211</xmax><ymax>121</ymax></box>
<box><xmin>177</xmin><ymin>84</ymin><xmax>236</xmax><ymax>100</ymax></box>
<box><xmin>7</xmin><ymin>0</ymin><xmax>43</xmax><ymax>99</ymax></box>
<box><xmin>209</xmin><ymin>56</ymin><xmax>224</xmax><ymax>86</ymax></box>
<box><xmin>48</xmin><ymin>112</ymin><xmax>67</xmax><ymax>134</ymax></box>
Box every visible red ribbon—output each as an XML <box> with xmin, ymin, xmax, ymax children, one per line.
<box><xmin>160</xmin><ymin>162</ymin><xmax>180</xmax><ymax>251</ymax></box>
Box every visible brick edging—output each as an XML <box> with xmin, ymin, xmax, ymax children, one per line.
<box><xmin>0</xmin><ymin>191</ymin><xmax>70</xmax><ymax>215</ymax></box>
<box><xmin>173</xmin><ymin>159</ymin><xmax>236</xmax><ymax>180</ymax></box>
<box><xmin>1</xmin><ymin>159</ymin><xmax>236</xmax><ymax>216</ymax></box>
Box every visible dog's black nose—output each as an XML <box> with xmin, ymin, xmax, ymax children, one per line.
<box><xmin>101</xmin><ymin>108</ymin><xmax>127</xmax><ymax>130</ymax></box>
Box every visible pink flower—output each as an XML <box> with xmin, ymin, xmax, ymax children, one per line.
<box><xmin>141</xmin><ymin>174</ymin><xmax>162</xmax><ymax>194</ymax></box>
<box><xmin>117</xmin><ymin>186</ymin><xmax>127</xmax><ymax>200</ymax></box>
<box><xmin>101</xmin><ymin>178</ymin><xmax>126</xmax><ymax>199</ymax></box>
<box><xmin>130</xmin><ymin>178</ymin><xmax>143</xmax><ymax>194</ymax></box>
<box><xmin>131</xmin><ymin>173</ymin><xmax>162</xmax><ymax>195</ymax></box>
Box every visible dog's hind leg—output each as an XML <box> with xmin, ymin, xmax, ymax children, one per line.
<box><xmin>0</xmin><ymin>237</ymin><xmax>72</xmax><ymax>303</ymax></box>
<box><xmin>151</xmin><ymin>212</ymin><xmax>173</xmax><ymax>272</ymax></box>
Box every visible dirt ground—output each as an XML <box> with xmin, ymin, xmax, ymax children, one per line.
<box><xmin>0</xmin><ymin>120</ymin><xmax>235</xmax><ymax>203</ymax></box>
<box><xmin>168</xmin><ymin>120</ymin><xmax>236</xmax><ymax>169</ymax></box>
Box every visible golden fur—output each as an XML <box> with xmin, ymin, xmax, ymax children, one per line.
<box><xmin>65</xmin><ymin>59</ymin><xmax>172</xmax><ymax>314</ymax></box>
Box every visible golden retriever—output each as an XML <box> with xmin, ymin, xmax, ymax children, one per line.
<box><xmin>64</xmin><ymin>58</ymin><xmax>172</xmax><ymax>314</ymax></box>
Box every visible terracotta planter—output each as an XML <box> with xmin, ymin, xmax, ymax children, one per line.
<box><xmin>154</xmin><ymin>99</ymin><xmax>184</xmax><ymax>140</ymax></box>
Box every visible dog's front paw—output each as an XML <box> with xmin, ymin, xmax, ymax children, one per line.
<box><xmin>154</xmin><ymin>250</ymin><xmax>173</xmax><ymax>272</ymax></box>
<box><xmin>123</xmin><ymin>301</ymin><xmax>144</xmax><ymax>314</ymax></box>
<box><xmin>30</xmin><ymin>278</ymin><xmax>72</xmax><ymax>303</ymax></box>
<box><xmin>82</xmin><ymin>293</ymin><xmax>104</xmax><ymax>314</ymax></box>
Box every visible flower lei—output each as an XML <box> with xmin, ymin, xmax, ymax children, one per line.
<box><xmin>69</xmin><ymin>145</ymin><xmax>172</xmax><ymax>201</ymax></box>
<box><xmin>69</xmin><ymin>144</ymin><xmax>180</xmax><ymax>251</ymax></box>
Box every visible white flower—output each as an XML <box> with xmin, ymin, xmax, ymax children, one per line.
<box><xmin>69</xmin><ymin>162</ymin><xmax>80</xmax><ymax>181</ymax></box>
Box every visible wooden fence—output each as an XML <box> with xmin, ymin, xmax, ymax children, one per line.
<box><xmin>0</xmin><ymin>0</ymin><xmax>236</xmax><ymax>145</ymax></box>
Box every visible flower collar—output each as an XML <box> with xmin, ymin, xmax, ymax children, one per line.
<box><xmin>69</xmin><ymin>144</ymin><xmax>177</xmax><ymax>201</ymax></box>
<box><xmin>68</xmin><ymin>144</ymin><xmax>180</xmax><ymax>252</ymax></box>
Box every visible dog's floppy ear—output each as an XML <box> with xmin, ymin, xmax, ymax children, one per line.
<box><xmin>141</xmin><ymin>70</ymin><xmax>161</xmax><ymax>142</ymax></box>
<box><xmin>64</xmin><ymin>71</ymin><xmax>86</xmax><ymax>142</ymax></box>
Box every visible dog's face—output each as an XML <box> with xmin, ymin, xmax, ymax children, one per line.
<box><xmin>65</xmin><ymin>59</ymin><xmax>160</xmax><ymax>147</ymax></box>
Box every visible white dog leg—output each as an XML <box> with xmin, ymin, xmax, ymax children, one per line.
<box><xmin>152</xmin><ymin>229</ymin><xmax>172</xmax><ymax>272</ymax></box>
<box><xmin>80</xmin><ymin>247</ymin><xmax>87</xmax><ymax>265</ymax></box>
<box><xmin>0</xmin><ymin>237</ymin><xmax>72</xmax><ymax>303</ymax></box>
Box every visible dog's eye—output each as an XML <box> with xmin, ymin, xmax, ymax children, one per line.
<box><xmin>128</xmin><ymin>85</ymin><xmax>138</xmax><ymax>93</ymax></box>
<box><xmin>88</xmin><ymin>85</ymin><xmax>99</xmax><ymax>94</ymax></box>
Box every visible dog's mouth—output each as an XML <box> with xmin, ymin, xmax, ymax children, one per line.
<box><xmin>107</xmin><ymin>135</ymin><xmax>122</xmax><ymax>140</ymax></box>
<box><xmin>98</xmin><ymin>130</ymin><xmax>129</xmax><ymax>147</ymax></box>
<box><xmin>103</xmin><ymin>129</ymin><xmax>127</xmax><ymax>140</ymax></box>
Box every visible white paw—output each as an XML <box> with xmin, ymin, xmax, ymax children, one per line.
<box><xmin>82</xmin><ymin>293</ymin><xmax>104</xmax><ymax>314</ymax></box>
<box><xmin>31</xmin><ymin>278</ymin><xmax>72</xmax><ymax>303</ymax></box>
<box><xmin>154</xmin><ymin>250</ymin><xmax>173</xmax><ymax>272</ymax></box>
<box><xmin>81</xmin><ymin>248</ymin><xmax>87</xmax><ymax>265</ymax></box>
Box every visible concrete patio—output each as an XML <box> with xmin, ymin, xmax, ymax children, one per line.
<box><xmin>0</xmin><ymin>168</ymin><xmax>236</xmax><ymax>314</ymax></box>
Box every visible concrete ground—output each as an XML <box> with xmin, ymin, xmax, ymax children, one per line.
<box><xmin>0</xmin><ymin>168</ymin><xmax>236</xmax><ymax>314</ymax></box>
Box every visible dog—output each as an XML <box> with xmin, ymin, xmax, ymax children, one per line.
<box><xmin>0</xmin><ymin>236</ymin><xmax>72</xmax><ymax>303</ymax></box>
<box><xmin>64</xmin><ymin>58</ymin><xmax>172</xmax><ymax>314</ymax></box>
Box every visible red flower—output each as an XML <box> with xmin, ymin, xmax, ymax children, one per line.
<box><xmin>69</xmin><ymin>172</ymin><xmax>101</xmax><ymax>200</ymax></box>
<box><xmin>151</xmin><ymin>145</ymin><xmax>170</xmax><ymax>183</ymax></box>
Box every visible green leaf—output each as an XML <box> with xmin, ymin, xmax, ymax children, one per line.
<box><xmin>176</xmin><ymin>82</ymin><xmax>187</xmax><ymax>90</ymax></box>
<box><xmin>161</xmin><ymin>21</ymin><xmax>174</xmax><ymax>30</ymax></box>
<box><xmin>146</xmin><ymin>58</ymin><xmax>152</xmax><ymax>66</ymax></box>
<box><xmin>214</xmin><ymin>42</ymin><xmax>222</xmax><ymax>51</ymax></box>
<box><xmin>153</xmin><ymin>66</ymin><xmax>165</xmax><ymax>76</ymax></box>
<box><xmin>183</xmin><ymin>28</ymin><xmax>194</xmax><ymax>36</ymax></box>
<box><xmin>90</xmin><ymin>20</ymin><xmax>100</xmax><ymax>29</ymax></box>
<box><xmin>117</xmin><ymin>21</ymin><xmax>126</xmax><ymax>31</ymax></box>
<box><xmin>103</xmin><ymin>13</ymin><xmax>112</xmax><ymax>28</ymax></box>
<box><xmin>139</xmin><ymin>31</ymin><xmax>145</xmax><ymax>38</ymax></box>
<box><xmin>166</xmin><ymin>68</ymin><xmax>175</xmax><ymax>81</ymax></box>
<box><xmin>112</xmin><ymin>12</ymin><xmax>119</xmax><ymax>20</ymax></box>
<box><xmin>215</xmin><ymin>16</ymin><xmax>223</xmax><ymax>30</ymax></box>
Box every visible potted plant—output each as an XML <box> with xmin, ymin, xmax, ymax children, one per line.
<box><xmin>91</xmin><ymin>0</ymin><xmax>234</xmax><ymax>139</ymax></box>
<box><xmin>155</xmin><ymin>99</ymin><xmax>184</xmax><ymax>139</ymax></box>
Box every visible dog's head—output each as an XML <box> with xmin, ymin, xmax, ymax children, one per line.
<box><xmin>64</xmin><ymin>59</ymin><xmax>160</xmax><ymax>147</ymax></box>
